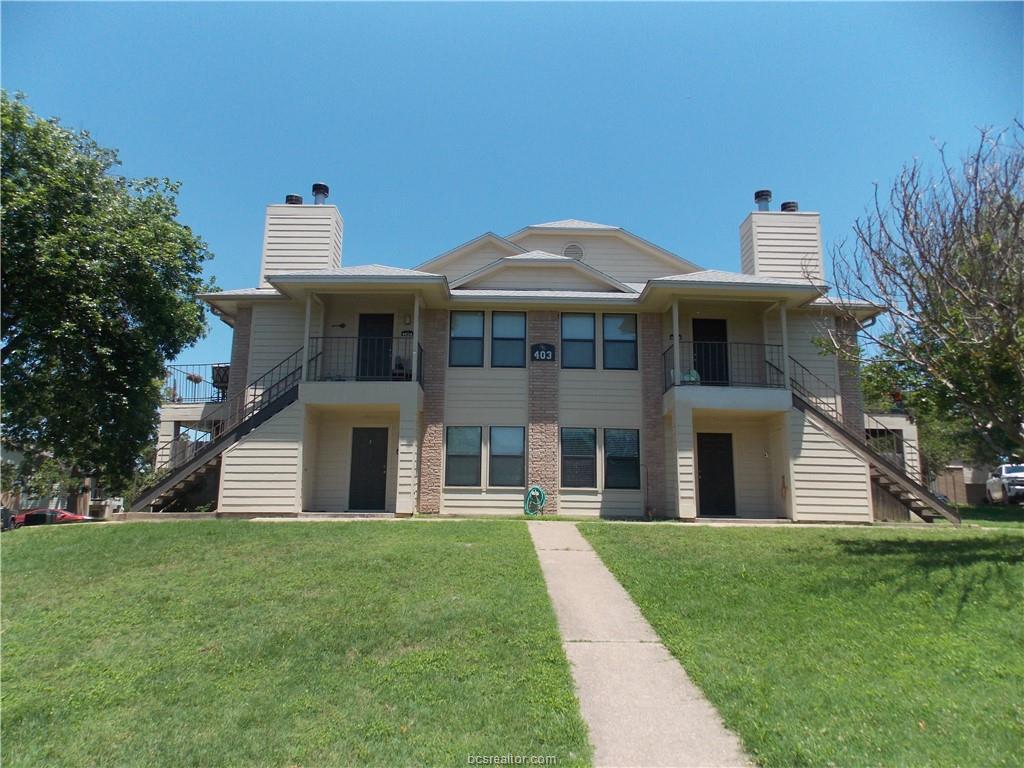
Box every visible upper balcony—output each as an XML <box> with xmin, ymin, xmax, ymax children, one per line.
<box><xmin>662</xmin><ymin>341</ymin><xmax>791</xmax><ymax>412</ymax></box>
<box><xmin>306</xmin><ymin>336</ymin><xmax>422</xmax><ymax>385</ymax></box>
<box><xmin>162</xmin><ymin>363</ymin><xmax>231</xmax><ymax>404</ymax></box>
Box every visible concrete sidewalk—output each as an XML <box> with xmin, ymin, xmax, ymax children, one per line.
<box><xmin>528</xmin><ymin>521</ymin><xmax>750</xmax><ymax>768</ymax></box>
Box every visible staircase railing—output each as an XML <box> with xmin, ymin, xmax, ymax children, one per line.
<box><xmin>788</xmin><ymin>356</ymin><xmax>958</xmax><ymax>523</ymax></box>
<box><xmin>150</xmin><ymin>347</ymin><xmax>305</xmax><ymax>481</ymax></box>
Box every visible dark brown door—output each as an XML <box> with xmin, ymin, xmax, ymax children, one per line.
<box><xmin>349</xmin><ymin>427</ymin><xmax>389</xmax><ymax>510</ymax></box>
<box><xmin>697</xmin><ymin>432</ymin><xmax>736</xmax><ymax>516</ymax></box>
<box><xmin>357</xmin><ymin>314</ymin><xmax>394</xmax><ymax>379</ymax></box>
<box><xmin>692</xmin><ymin>318</ymin><xmax>729</xmax><ymax>385</ymax></box>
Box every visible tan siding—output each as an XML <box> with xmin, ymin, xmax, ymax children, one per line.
<box><xmin>693</xmin><ymin>413</ymin><xmax>775</xmax><ymax>517</ymax></box>
<box><xmin>248</xmin><ymin>302</ymin><xmax>306</xmax><ymax>381</ymax></box>
<box><xmin>219</xmin><ymin>402</ymin><xmax>303</xmax><ymax>516</ymax></box>
<box><xmin>559</xmin><ymin>489</ymin><xmax>643</xmax><ymax>518</ymax></box>
<box><xmin>788</xmin><ymin>311</ymin><xmax>840</xmax><ymax>414</ymax></box>
<box><xmin>441</xmin><ymin>488</ymin><xmax>523</xmax><ymax>515</ymax></box>
<box><xmin>663</xmin><ymin>413</ymin><xmax>678</xmax><ymax>516</ymax></box>
<box><xmin>789</xmin><ymin>410</ymin><xmax>871</xmax><ymax>522</ymax></box>
<box><xmin>674</xmin><ymin>406</ymin><xmax>696</xmax><ymax>517</ymax></box>
<box><xmin>259</xmin><ymin>205</ymin><xmax>343</xmax><ymax>287</ymax></box>
<box><xmin>433</xmin><ymin>244</ymin><xmax>518</xmax><ymax>282</ymax></box>
<box><xmin>514</xmin><ymin>233</ymin><xmax>684</xmax><ymax>283</ymax></box>
<box><xmin>464</xmin><ymin>265</ymin><xmax>610</xmax><ymax>291</ymax></box>
<box><xmin>559</xmin><ymin>370</ymin><xmax>642</xmax><ymax>428</ymax></box>
<box><xmin>309</xmin><ymin>411</ymin><xmax>399</xmax><ymax>513</ymax></box>
<box><xmin>739</xmin><ymin>212</ymin><xmax>823</xmax><ymax>281</ymax></box>
<box><xmin>446</xmin><ymin>368</ymin><xmax>528</xmax><ymax>425</ymax></box>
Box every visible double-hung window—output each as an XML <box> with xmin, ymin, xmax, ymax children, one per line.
<box><xmin>491</xmin><ymin>312</ymin><xmax>526</xmax><ymax>368</ymax></box>
<box><xmin>489</xmin><ymin>427</ymin><xmax>525</xmax><ymax>487</ymax></box>
<box><xmin>561</xmin><ymin>428</ymin><xmax>597</xmax><ymax>488</ymax></box>
<box><xmin>449</xmin><ymin>311</ymin><xmax>484</xmax><ymax>367</ymax></box>
<box><xmin>603</xmin><ymin>314</ymin><xmax>638</xmax><ymax>370</ymax></box>
<box><xmin>445</xmin><ymin>427</ymin><xmax>481</xmax><ymax>486</ymax></box>
<box><xmin>604</xmin><ymin>428</ymin><xmax>640</xmax><ymax>489</ymax></box>
<box><xmin>561</xmin><ymin>313</ymin><xmax>595</xmax><ymax>369</ymax></box>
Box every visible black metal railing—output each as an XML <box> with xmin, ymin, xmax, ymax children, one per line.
<box><xmin>663</xmin><ymin>342</ymin><xmax>785</xmax><ymax>389</ymax></box>
<box><xmin>163</xmin><ymin>363</ymin><xmax>230</xmax><ymax>403</ymax></box>
<box><xmin>417</xmin><ymin>343</ymin><xmax>424</xmax><ymax>389</ymax></box>
<box><xmin>150</xmin><ymin>347</ymin><xmax>304</xmax><ymax>478</ymax></box>
<box><xmin>307</xmin><ymin>336</ymin><xmax>419</xmax><ymax>383</ymax></box>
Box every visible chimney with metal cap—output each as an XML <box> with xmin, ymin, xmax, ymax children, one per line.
<box><xmin>754</xmin><ymin>189</ymin><xmax>772</xmax><ymax>212</ymax></box>
<box><xmin>312</xmin><ymin>182</ymin><xmax>329</xmax><ymax>205</ymax></box>
<box><xmin>780</xmin><ymin>201</ymin><xmax>799</xmax><ymax>212</ymax></box>
<box><xmin>285</xmin><ymin>194</ymin><xmax>303</xmax><ymax>205</ymax></box>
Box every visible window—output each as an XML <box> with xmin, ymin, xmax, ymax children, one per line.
<box><xmin>449</xmin><ymin>312</ymin><xmax>484</xmax><ymax>367</ymax></box>
<box><xmin>491</xmin><ymin>312</ymin><xmax>526</xmax><ymax>368</ymax></box>
<box><xmin>561</xmin><ymin>313</ymin><xmax>595</xmax><ymax>369</ymax></box>
<box><xmin>489</xmin><ymin>427</ymin><xmax>525</xmax><ymax>487</ymax></box>
<box><xmin>603</xmin><ymin>314</ymin><xmax>638</xmax><ymax>370</ymax></box>
<box><xmin>445</xmin><ymin>427</ymin><xmax>481</xmax><ymax>486</ymax></box>
<box><xmin>605</xmin><ymin>429</ymin><xmax>640</xmax><ymax>489</ymax></box>
<box><xmin>561</xmin><ymin>428</ymin><xmax>597</xmax><ymax>488</ymax></box>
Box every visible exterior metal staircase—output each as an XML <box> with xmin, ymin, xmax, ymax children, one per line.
<box><xmin>131</xmin><ymin>348</ymin><xmax>305</xmax><ymax>512</ymax></box>
<box><xmin>787</xmin><ymin>357</ymin><xmax>960</xmax><ymax>525</ymax></box>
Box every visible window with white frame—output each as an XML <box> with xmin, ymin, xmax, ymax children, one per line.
<box><xmin>489</xmin><ymin>426</ymin><xmax>525</xmax><ymax>487</ymax></box>
<box><xmin>449</xmin><ymin>311</ymin><xmax>484</xmax><ymax>367</ymax></box>
<box><xmin>603</xmin><ymin>314</ymin><xmax>638</xmax><ymax>370</ymax></box>
<box><xmin>604</xmin><ymin>428</ymin><xmax>640</xmax><ymax>489</ymax></box>
<box><xmin>561</xmin><ymin>427</ymin><xmax>597</xmax><ymax>488</ymax></box>
<box><xmin>491</xmin><ymin>312</ymin><xmax>526</xmax><ymax>368</ymax></box>
<box><xmin>445</xmin><ymin>426</ymin><xmax>481</xmax><ymax>486</ymax></box>
<box><xmin>561</xmin><ymin>313</ymin><xmax>595</xmax><ymax>369</ymax></box>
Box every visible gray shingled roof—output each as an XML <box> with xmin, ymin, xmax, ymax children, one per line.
<box><xmin>653</xmin><ymin>270</ymin><xmax>822</xmax><ymax>288</ymax></box>
<box><xmin>529</xmin><ymin>219</ymin><xmax>618</xmax><ymax>230</ymax></box>
<box><xmin>199</xmin><ymin>287</ymin><xmax>282</xmax><ymax>298</ymax></box>
<box><xmin>502</xmin><ymin>250</ymin><xmax>571</xmax><ymax>261</ymax></box>
<box><xmin>271</xmin><ymin>264</ymin><xmax>441</xmax><ymax>278</ymax></box>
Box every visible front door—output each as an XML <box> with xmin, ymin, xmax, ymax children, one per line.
<box><xmin>357</xmin><ymin>314</ymin><xmax>394</xmax><ymax>379</ymax></box>
<box><xmin>697</xmin><ymin>432</ymin><xmax>736</xmax><ymax>516</ymax></box>
<box><xmin>349</xmin><ymin>427</ymin><xmax>389</xmax><ymax>511</ymax></box>
<box><xmin>692</xmin><ymin>318</ymin><xmax>729</xmax><ymax>385</ymax></box>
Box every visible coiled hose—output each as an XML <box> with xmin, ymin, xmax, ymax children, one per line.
<box><xmin>524</xmin><ymin>485</ymin><xmax>547</xmax><ymax>516</ymax></box>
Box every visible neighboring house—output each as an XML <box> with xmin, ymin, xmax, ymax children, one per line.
<box><xmin>140</xmin><ymin>186</ymin><xmax>955</xmax><ymax>523</ymax></box>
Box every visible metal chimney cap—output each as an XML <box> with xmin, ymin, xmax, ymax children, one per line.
<box><xmin>780</xmin><ymin>201</ymin><xmax>799</xmax><ymax>212</ymax></box>
<box><xmin>312</xmin><ymin>182</ymin><xmax>329</xmax><ymax>198</ymax></box>
<box><xmin>754</xmin><ymin>189</ymin><xmax>772</xmax><ymax>203</ymax></box>
<box><xmin>285</xmin><ymin>194</ymin><xmax>304</xmax><ymax>205</ymax></box>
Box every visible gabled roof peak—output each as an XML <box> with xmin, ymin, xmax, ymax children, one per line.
<box><xmin>529</xmin><ymin>219</ymin><xmax>618</xmax><ymax>230</ymax></box>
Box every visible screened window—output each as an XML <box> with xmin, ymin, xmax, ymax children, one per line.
<box><xmin>561</xmin><ymin>428</ymin><xmax>597</xmax><ymax>488</ymax></box>
<box><xmin>605</xmin><ymin>429</ymin><xmax>640</xmax><ymax>489</ymax></box>
<box><xmin>489</xmin><ymin>426</ymin><xmax>525</xmax><ymax>487</ymax></box>
<box><xmin>449</xmin><ymin>312</ymin><xmax>484</xmax><ymax>367</ymax></box>
<box><xmin>491</xmin><ymin>312</ymin><xmax>526</xmax><ymax>368</ymax></box>
<box><xmin>603</xmin><ymin>314</ymin><xmax>638</xmax><ymax>370</ymax></box>
<box><xmin>445</xmin><ymin>426</ymin><xmax>481</xmax><ymax>486</ymax></box>
<box><xmin>561</xmin><ymin>313</ymin><xmax>595</xmax><ymax>369</ymax></box>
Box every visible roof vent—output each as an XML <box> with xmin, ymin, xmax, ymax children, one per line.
<box><xmin>780</xmin><ymin>201</ymin><xmax>799</xmax><ymax>212</ymax></box>
<box><xmin>285</xmin><ymin>194</ymin><xmax>303</xmax><ymax>205</ymax></box>
<box><xmin>563</xmin><ymin>242</ymin><xmax>584</xmax><ymax>260</ymax></box>
<box><xmin>312</xmin><ymin>182</ymin><xmax>329</xmax><ymax>205</ymax></box>
<box><xmin>754</xmin><ymin>189</ymin><xmax>772</xmax><ymax>211</ymax></box>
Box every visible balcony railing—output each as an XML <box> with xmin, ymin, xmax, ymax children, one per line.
<box><xmin>662</xmin><ymin>342</ymin><xmax>785</xmax><ymax>390</ymax></box>
<box><xmin>307</xmin><ymin>336</ymin><xmax>420</xmax><ymax>383</ymax></box>
<box><xmin>163</xmin><ymin>363</ymin><xmax>230</xmax><ymax>403</ymax></box>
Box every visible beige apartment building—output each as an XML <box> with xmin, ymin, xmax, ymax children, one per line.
<box><xmin>141</xmin><ymin>185</ymin><xmax>954</xmax><ymax>524</ymax></box>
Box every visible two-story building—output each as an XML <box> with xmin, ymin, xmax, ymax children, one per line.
<box><xmin>141</xmin><ymin>185</ymin><xmax>955</xmax><ymax>524</ymax></box>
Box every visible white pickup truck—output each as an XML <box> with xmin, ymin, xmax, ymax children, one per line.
<box><xmin>985</xmin><ymin>464</ymin><xmax>1024</xmax><ymax>505</ymax></box>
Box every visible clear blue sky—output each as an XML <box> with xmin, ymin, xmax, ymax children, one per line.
<box><xmin>3</xmin><ymin>2</ymin><xmax>1021</xmax><ymax>364</ymax></box>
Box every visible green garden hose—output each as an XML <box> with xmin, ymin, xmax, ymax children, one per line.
<box><xmin>524</xmin><ymin>485</ymin><xmax>547</xmax><ymax>516</ymax></box>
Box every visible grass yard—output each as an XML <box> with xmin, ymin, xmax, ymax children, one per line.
<box><xmin>2</xmin><ymin>520</ymin><xmax>590</xmax><ymax>768</ymax></box>
<box><xmin>956</xmin><ymin>503</ymin><xmax>1024</xmax><ymax>529</ymax></box>
<box><xmin>580</xmin><ymin>523</ymin><xmax>1024</xmax><ymax>768</ymax></box>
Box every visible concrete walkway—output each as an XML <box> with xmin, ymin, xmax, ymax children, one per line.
<box><xmin>528</xmin><ymin>521</ymin><xmax>750</xmax><ymax>768</ymax></box>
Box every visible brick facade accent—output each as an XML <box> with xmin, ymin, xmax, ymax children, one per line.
<box><xmin>417</xmin><ymin>309</ymin><xmax>448</xmax><ymax>514</ymax></box>
<box><xmin>835</xmin><ymin>317</ymin><xmax>865</xmax><ymax>431</ymax></box>
<box><xmin>639</xmin><ymin>313</ymin><xmax>666</xmax><ymax>516</ymax></box>
<box><xmin>226</xmin><ymin>306</ymin><xmax>252</xmax><ymax>402</ymax></box>
<box><xmin>527</xmin><ymin>311</ymin><xmax>560</xmax><ymax>513</ymax></box>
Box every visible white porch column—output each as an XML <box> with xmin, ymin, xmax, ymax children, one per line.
<box><xmin>780</xmin><ymin>305</ymin><xmax>790</xmax><ymax>386</ymax></box>
<box><xmin>671</xmin><ymin>300</ymin><xmax>681</xmax><ymax>386</ymax></box>
<box><xmin>411</xmin><ymin>295</ymin><xmax>421</xmax><ymax>383</ymax></box>
<box><xmin>395</xmin><ymin>396</ymin><xmax>420</xmax><ymax>516</ymax></box>
<box><xmin>301</xmin><ymin>293</ymin><xmax>312</xmax><ymax>381</ymax></box>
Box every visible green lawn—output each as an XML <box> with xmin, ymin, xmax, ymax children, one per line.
<box><xmin>956</xmin><ymin>503</ymin><xmax>1024</xmax><ymax>529</ymax></box>
<box><xmin>2</xmin><ymin>520</ymin><xmax>590</xmax><ymax>768</ymax></box>
<box><xmin>580</xmin><ymin>523</ymin><xmax>1024</xmax><ymax>768</ymax></box>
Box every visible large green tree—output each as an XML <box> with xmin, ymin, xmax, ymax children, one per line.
<box><xmin>826</xmin><ymin>124</ymin><xmax>1024</xmax><ymax>460</ymax></box>
<box><xmin>1</xmin><ymin>92</ymin><xmax>213</xmax><ymax>492</ymax></box>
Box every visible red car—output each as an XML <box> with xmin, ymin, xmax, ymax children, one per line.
<box><xmin>11</xmin><ymin>508</ymin><xmax>91</xmax><ymax>528</ymax></box>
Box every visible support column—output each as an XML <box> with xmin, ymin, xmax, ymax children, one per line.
<box><xmin>416</xmin><ymin>309</ymin><xmax>447</xmax><ymax>514</ymax></box>
<box><xmin>675</xmin><ymin>403</ymin><xmax>697</xmax><ymax>519</ymax></box>
<box><xmin>301</xmin><ymin>294</ymin><xmax>312</xmax><ymax>381</ymax></box>
<box><xmin>640</xmin><ymin>313</ymin><xmax>666</xmax><ymax>517</ymax></box>
<box><xmin>527</xmin><ymin>311</ymin><xmax>559</xmax><ymax>513</ymax></box>
<box><xmin>671</xmin><ymin>300</ymin><xmax>681</xmax><ymax>387</ymax></box>
<box><xmin>226</xmin><ymin>306</ymin><xmax>253</xmax><ymax>402</ymax></box>
<box><xmin>396</xmin><ymin>397</ymin><xmax>420</xmax><ymax>517</ymax></box>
